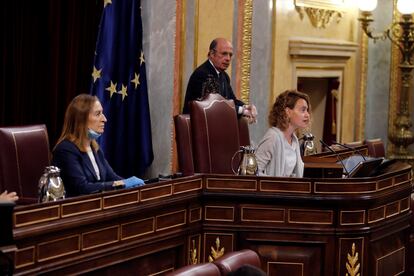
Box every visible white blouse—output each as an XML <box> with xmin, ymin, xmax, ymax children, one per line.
<box><xmin>86</xmin><ymin>147</ymin><xmax>101</xmax><ymax>180</ymax></box>
<box><xmin>282</xmin><ymin>137</ymin><xmax>298</xmax><ymax>177</ymax></box>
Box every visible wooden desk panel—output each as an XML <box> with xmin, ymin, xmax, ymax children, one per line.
<box><xmin>8</xmin><ymin>164</ymin><xmax>412</xmax><ymax>275</ymax></box>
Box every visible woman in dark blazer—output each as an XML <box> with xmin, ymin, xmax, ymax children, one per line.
<box><xmin>52</xmin><ymin>94</ymin><xmax>142</xmax><ymax>197</ymax></box>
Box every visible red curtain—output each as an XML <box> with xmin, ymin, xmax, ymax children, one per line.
<box><xmin>0</xmin><ymin>0</ymin><xmax>103</xmax><ymax>147</ymax></box>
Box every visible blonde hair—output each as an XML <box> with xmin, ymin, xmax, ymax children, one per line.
<box><xmin>55</xmin><ymin>94</ymin><xmax>99</xmax><ymax>152</ymax></box>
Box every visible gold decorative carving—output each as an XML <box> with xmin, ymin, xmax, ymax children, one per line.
<box><xmin>295</xmin><ymin>0</ymin><xmax>345</xmax><ymax>10</ymax></box>
<box><xmin>357</xmin><ymin>30</ymin><xmax>368</xmax><ymax>140</ymax></box>
<box><xmin>388</xmin><ymin>0</ymin><xmax>401</xmax><ymax>157</ymax></box>
<box><xmin>189</xmin><ymin>239</ymin><xmax>198</xmax><ymax>264</ymax></box>
<box><xmin>296</xmin><ymin>6</ymin><xmax>343</xmax><ymax>29</ymax></box>
<box><xmin>346</xmin><ymin>243</ymin><xmax>360</xmax><ymax>276</ymax></box>
<box><xmin>208</xmin><ymin>237</ymin><xmax>225</xmax><ymax>262</ymax></box>
<box><xmin>240</xmin><ymin>0</ymin><xmax>253</xmax><ymax>103</ymax></box>
<box><xmin>269</xmin><ymin>0</ymin><xmax>276</xmax><ymax>105</ymax></box>
<box><xmin>193</xmin><ymin>0</ymin><xmax>200</xmax><ymax>70</ymax></box>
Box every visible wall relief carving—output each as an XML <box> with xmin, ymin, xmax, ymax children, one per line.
<box><xmin>295</xmin><ymin>0</ymin><xmax>344</xmax><ymax>29</ymax></box>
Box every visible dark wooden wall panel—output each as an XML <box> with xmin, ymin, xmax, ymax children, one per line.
<box><xmin>6</xmin><ymin>164</ymin><xmax>413</xmax><ymax>275</ymax></box>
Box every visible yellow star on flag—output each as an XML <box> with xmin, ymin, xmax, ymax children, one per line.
<box><xmin>139</xmin><ymin>51</ymin><xmax>145</xmax><ymax>65</ymax></box>
<box><xmin>131</xmin><ymin>73</ymin><xmax>140</xmax><ymax>89</ymax></box>
<box><xmin>119</xmin><ymin>84</ymin><xmax>128</xmax><ymax>101</ymax></box>
<box><xmin>104</xmin><ymin>0</ymin><xmax>112</xmax><ymax>8</ymax></box>
<box><xmin>105</xmin><ymin>81</ymin><xmax>117</xmax><ymax>98</ymax></box>
<box><xmin>92</xmin><ymin>66</ymin><xmax>102</xmax><ymax>83</ymax></box>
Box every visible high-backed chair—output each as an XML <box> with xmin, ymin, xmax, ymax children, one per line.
<box><xmin>189</xmin><ymin>93</ymin><xmax>241</xmax><ymax>174</ymax></box>
<box><xmin>175</xmin><ymin>94</ymin><xmax>251</xmax><ymax>175</ymax></box>
<box><xmin>238</xmin><ymin>116</ymin><xmax>250</xmax><ymax>147</ymax></box>
<box><xmin>174</xmin><ymin>114</ymin><xmax>194</xmax><ymax>176</ymax></box>
<box><xmin>0</xmin><ymin>125</ymin><xmax>50</xmax><ymax>203</ymax></box>
<box><xmin>364</xmin><ymin>138</ymin><xmax>385</xmax><ymax>158</ymax></box>
<box><xmin>213</xmin><ymin>249</ymin><xmax>261</xmax><ymax>275</ymax></box>
<box><xmin>167</xmin><ymin>262</ymin><xmax>221</xmax><ymax>276</ymax></box>
<box><xmin>344</xmin><ymin>141</ymin><xmax>364</xmax><ymax>148</ymax></box>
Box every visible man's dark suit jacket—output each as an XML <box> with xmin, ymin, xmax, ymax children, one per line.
<box><xmin>52</xmin><ymin>139</ymin><xmax>122</xmax><ymax>197</ymax></box>
<box><xmin>183</xmin><ymin>60</ymin><xmax>244</xmax><ymax>114</ymax></box>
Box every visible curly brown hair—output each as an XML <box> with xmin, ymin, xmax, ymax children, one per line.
<box><xmin>268</xmin><ymin>90</ymin><xmax>310</xmax><ymax>130</ymax></box>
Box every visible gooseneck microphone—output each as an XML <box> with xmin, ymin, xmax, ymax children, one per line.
<box><xmin>331</xmin><ymin>141</ymin><xmax>366</xmax><ymax>161</ymax></box>
<box><xmin>320</xmin><ymin>140</ymin><xmax>349</xmax><ymax>176</ymax></box>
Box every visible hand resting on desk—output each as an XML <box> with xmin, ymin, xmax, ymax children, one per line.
<box><xmin>123</xmin><ymin>176</ymin><xmax>145</xmax><ymax>188</ymax></box>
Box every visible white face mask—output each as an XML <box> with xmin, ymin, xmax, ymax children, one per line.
<box><xmin>87</xmin><ymin>129</ymin><xmax>101</xmax><ymax>140</ymax></box>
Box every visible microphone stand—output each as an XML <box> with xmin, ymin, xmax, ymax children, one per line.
<box><xmin>320</xmin><ymin>140</ymin><xmax>349</xmax><ymax>177</ymax></box>
<box><xmin>331</xmin><ymin>141</ymin><xmax>366</xmax><ymax>161</ymax></box>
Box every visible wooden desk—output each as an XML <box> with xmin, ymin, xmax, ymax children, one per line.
<box><xmin>9</xmin><ymin>161</ymin><xmax>412</xmax><ymax>275</ymax></box>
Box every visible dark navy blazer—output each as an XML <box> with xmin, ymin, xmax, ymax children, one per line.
<box><xmin>52</xmin><ymin>139</ymin><xmax>122</xmax><ymax>197</ymax></box>
<box><xmin>183</xmin><ymin>60</ymin><xmax>244</xmax><ymax>114</ymax></box>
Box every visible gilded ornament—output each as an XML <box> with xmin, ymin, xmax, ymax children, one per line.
<box><xmin>357</xmin><ymin>31</ymin><xmax>368</xmax><ymax>140</ymax></box>
<box><xmin>359</xmin><ymin>0</ymin><xmax>414</xmax><ymax>158</ymax></box>
<box><xmin>296</xmin><ymin>6</ymin><xmax>343</xmax><ymax>29</ymax></box>
<box><xmin>189</xmin><ymin>240</ymin><xmax>198</xmax><ymax>265</ymax></box>
<box><xmin>240</xmin><ymin>0</ymin><xmax>253</xmax><ymax>103</ymax></box>
<box><xmin>345</xmin><ymin>243</ymin><xmax>360</xmax><ymax>276</ymax></box>
<box><xmin>208</xmin><ymin>237</ymin><xmax>225</xmax><ymax>262</ymax></box>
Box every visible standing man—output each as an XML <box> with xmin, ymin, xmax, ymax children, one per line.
<box><xmin>183</xmin><ymin>38</ymin><xmax>257</xmax><ymax>122</ymax></box>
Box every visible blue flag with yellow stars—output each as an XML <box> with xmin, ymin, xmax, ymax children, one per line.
<box><xmin>91</xmin><ymin>0</ymin><xmax>153</xmax><ymax>177</ymax></box>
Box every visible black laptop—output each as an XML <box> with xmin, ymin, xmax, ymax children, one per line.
<box><xmin>347</xmin><ymin>157</ymin><xmax>384</xmax><ymax>178</ymax></box>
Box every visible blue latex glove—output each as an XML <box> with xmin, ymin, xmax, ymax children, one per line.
<box><xmin>123</xmin><ymin>176</ymin><xmax>145</xmax><ymax>188</ymax></box>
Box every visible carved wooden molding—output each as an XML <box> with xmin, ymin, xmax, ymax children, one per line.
<box><xmin>296</xmin><ymin>6</ymin><xmax>343</xmax><ymax>29</ymax></box>
<box><xmin>289</xmin><ymin>37</ymin><xmax>358</xmax><ymax>59</ymax></box>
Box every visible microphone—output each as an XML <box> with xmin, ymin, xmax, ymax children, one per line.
<box><xmin>320</xmin><ymin>140</ymin><xmax>349</xmax><ymax>176</ymax></box>
<box><xmin>331</xmin><ymin>141</ymin><xmax>366</xmax><ymax>161</ymax></box>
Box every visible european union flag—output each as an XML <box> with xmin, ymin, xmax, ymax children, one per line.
<box><xmin>91</xmin><ymin>0</ymin><xmax>153</xmax><ymax>177</ymax></box>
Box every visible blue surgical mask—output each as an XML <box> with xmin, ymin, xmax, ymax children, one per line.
<box><xmin>87</xmin><ymin>129</ymin><xmax>102</xmax><ymax>140</ymax></box>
